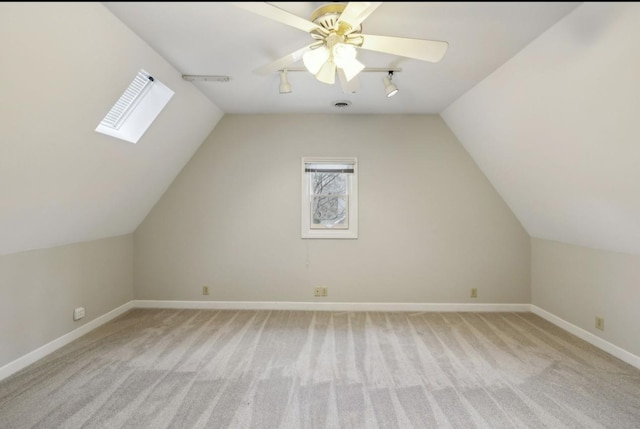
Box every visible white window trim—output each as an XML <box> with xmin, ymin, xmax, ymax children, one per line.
<box><xmin>301</xmin><ymin>156</ymin><xmax>358</xmax><ymax>239</ymax></box>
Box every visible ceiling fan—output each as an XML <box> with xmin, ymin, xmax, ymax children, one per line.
<box><xmin>231</xmin><ymin>2</ymin><xmax>448</xmax><ymax>93</ymax></box>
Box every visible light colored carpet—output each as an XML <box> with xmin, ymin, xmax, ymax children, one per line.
<box><xmin>0</xmin><ymin>309</ymin><xmax>639</xmax><ymax>428</ymax></box>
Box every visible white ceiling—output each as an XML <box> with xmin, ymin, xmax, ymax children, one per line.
<box><xmin>103</xmin><ymin>2</ymin><xmax>580</xmax><ymax>114</ymax></box>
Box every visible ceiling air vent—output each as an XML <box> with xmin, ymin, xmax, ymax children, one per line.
<box><xmin>96</xmin><ymin>69</ymin><xmax>174</xmax><ymax>144</ymax></box>
<box><xmin>332</xmin><ymin>100</ymin><xmax>352</xmax><ymax>109</ymax></box>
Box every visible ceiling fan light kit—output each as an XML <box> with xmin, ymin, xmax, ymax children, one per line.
<box><xmin>303</xmin><ymin>3</ymin><xmax>367</xmax><ymax>86</ymax></box>
<box><xmin>302</xmin><ymin>46</ymin><xmax>330</xmax><ymax>75</ymax></box>
<box><xmin>233</xmin><ymin>2</ymin><xmax>448</xmax><ymax>94</ymax></box>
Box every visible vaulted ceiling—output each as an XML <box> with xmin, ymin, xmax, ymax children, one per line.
<box><xmin>3</xmin><ymin>2</ymin><xmax>639</xmax><ymax>257</ymax></box>
<box><xmin>0</xmin><ymin>3</ymin><xmax>222</xmax><ymax>255</ymax></box>
<box><xmin>442</xmin><ymin>2</ymin><xmax>640</xmax><ymax>255</ymax></box>
<box><xmin>103</xmin><ymin>2</ymin><xmax>580</xmax><ymax>114</ymax></box>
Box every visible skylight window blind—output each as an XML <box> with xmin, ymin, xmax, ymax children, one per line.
<box><xmin>95</xmin><ymin>68</ymin><xmax>173</xmax><ymax>144</ymax></box>
<box><xmin>100</xmin><ymin>70</ymin><xmax>155</xmax><ymax>130</ymax></box>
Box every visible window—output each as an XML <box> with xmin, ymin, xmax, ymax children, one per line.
<box><xmin>302</xmin><ymin>157</ymin><xmax>358</xmax><ymax>239</ymax></box>
<box><xmin>95</xmin><ymin>69</ymin><xmax>174</xmax><ymax>144</ymax></box>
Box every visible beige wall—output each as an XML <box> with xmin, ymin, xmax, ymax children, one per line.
<box><xmin>0</xmin><ymin>235</ymin><xmax>133</xmax><ymax>367</ymax></box>
<box><xmin>135</xmin><ymin>114</ymin><xmax>530</xmax><ymax>303</ymax></box>
<box><xmin>531</xmin><ymin>238</ymin><xmax>640</xmax><ymax>357</ymax></box>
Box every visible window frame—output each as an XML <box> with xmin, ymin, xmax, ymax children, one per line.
<box><xmin>301</xmin><ymin>156</ymin><xmax>358</xmax><ymax>239</ymax></box>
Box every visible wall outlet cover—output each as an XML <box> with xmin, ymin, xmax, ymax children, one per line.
<box><xmin>314</xmin><ymin>287</ymin><xmax>328</xmax><ymax>297</ymax></box>
<box><xmin>73</xmin><ymin>307</ymin><xmax>85</xmax><ymax>321</ymax></box>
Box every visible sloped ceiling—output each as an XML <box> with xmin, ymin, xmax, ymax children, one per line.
<box><xmin>5</xmin><ymin>2</ymin><xmax>636</xmax><ymax>261</ymax></box>
<box><xmin>103</xmin><ymin>2</ymin><xmax>579</xmax><ymax>114</ymax></box>
<box><xmin>0</xmin><ymin>3</ymin><xmax>223</xmax><ymax>255</ymax></box>
<box><xmin>442</xmin><ymin>2</ymin><xmax>640</xmax><ymax>255</ymax></box>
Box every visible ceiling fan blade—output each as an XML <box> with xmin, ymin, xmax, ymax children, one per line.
<box><xmin>231</xmin><ymin>2</ymin><xmax>326</xmax><ymax>35</ymax></box>
<box><xmin>254</xmin><ymin>42</ymin><xmax>320</xmax><ymax>75</ymax></box>
<box><xmin>336</xmin><ymin>2</ymin><xmax>382</xmax><ymax>32</ymax></box>
<box><xmin>338</xmin><ymin>69</ymin><xmax>360</xmax><ymax>94</ymax></box>
<box><xmin>359</xmin><ymin>34</ymin><xmax>448</xmax><ymax>63</ymax></box>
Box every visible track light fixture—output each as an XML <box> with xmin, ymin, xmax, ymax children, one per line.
<box><xmin>383</xmin><ymin>71</ymin><xmax>399</xmax><ymax>98</ymax></box>
<box><xmin>276</xmin><ymin>68</ymin><xmax>401</xmax><ymax>97</ymax></box>
<box><xmin>279</xmin><ymin>69</ymin><xmax>292</xmax><ymax>94</ymax></box>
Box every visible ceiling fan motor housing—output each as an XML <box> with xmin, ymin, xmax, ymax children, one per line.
<box><xmin>310</xmin><ymin>3</ymin><xmax>362</xmax><ymax>37</ymax></box>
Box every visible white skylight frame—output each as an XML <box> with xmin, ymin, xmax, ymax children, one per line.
<box><xmin>96</xmin><ymin>69</ymin><xmax>174</xmax><ymax>144</ymax></box>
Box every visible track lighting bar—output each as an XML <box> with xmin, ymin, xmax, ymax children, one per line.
<box><xmin>277</xmin><ymin>67</ymin><xmax>402</xmax><ymax>73</ymax></box>
<box><xmin>275</xmin><ymin>68</ymin><xmax>402</xmax><ymax>97</ymax></box>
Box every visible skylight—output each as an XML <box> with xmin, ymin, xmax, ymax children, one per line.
<box><xmin>96</xmin><ymin>69</ymin><xmax>174</xmax><ymax>144</ymax></box>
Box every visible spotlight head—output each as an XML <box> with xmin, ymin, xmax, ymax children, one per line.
<box><xmin>279</xmin><ymin>70</ymin><xmax>292</xmax><ymax>94</ymax></box>
<box><xmin>383</xmin><ymin>71</ymin><xmax>399</xmax><ymax>98</ymax></box>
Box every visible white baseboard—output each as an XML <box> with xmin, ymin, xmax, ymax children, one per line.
<box><xmin>531</xmin><ymin>305</ymin><xmax>640</xmax><ymax>370</ymax></box>
<box><xmin>133</xmin><ymin>300</ymin><xmax>530</xmax><ymax>312</ymax></box>
<box><xmin>0</xmin><ymin>301</ymin><xmax>134</xmax><ymax>382</ymax></box>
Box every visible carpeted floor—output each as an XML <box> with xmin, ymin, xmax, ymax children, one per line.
<box><xmin>0</xmin><ymin>309</ymin><xmax>639</xmax><ymax>428</ymax></box>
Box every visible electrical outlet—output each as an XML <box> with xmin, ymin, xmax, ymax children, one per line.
<box><xmin>470</xmin><ymin>288</ymin><xmax>478</xmax><ymax>298</ymax></box>
<box><xmin>73</xmin><ymin>307</ymin><xmax>85</xmax><ymax>321</ymax></box>
<box><xmin>314</xmin><ymin>286</ymin><xmax>328</xmax><ymax>297</ymax></box>
<box><xmin>202</xmin><ymin>286</ymin><xmax>209</xmax><ymax>296</ymax></box>
<box><xmin>595</xmin><ymin>316</ymin><xmax>604</xmax><ymax>331</ymax></box>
